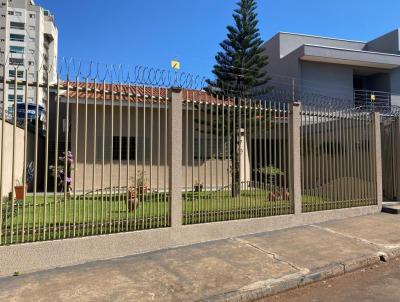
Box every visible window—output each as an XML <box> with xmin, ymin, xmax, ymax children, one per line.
<box><xmin>9</xmin><ymin>84</ymin><xmax>24</xmax><ymax>91</ymax></box>
<box><xmin>113</xmin><ymin>137</ymin><xmax>136</xmax><ymax>160</ymax></box>
<box><xmin>15</xmin><ymin>11</ymin><xmax>22</xmax><ymax>17</ymax></box>
<box><xmin>10</xmin><ymin>45</ymin><xmax>24</xmax><ymax>54</ymax></box>
<box><xmin>29</xmin><ymin>25</ymin><xmax>35</xmax><ymax>30</ymax></box>
<box><xmin>9</xmin><ymin>57</ymin><xmax>24</xmax><ymax>65</ymax></box>
<box><xmin>8</xmin><ymin>11</ymin><xmax>14</xmax><ymax>15</ymax></box>
<box><xmin>10</xmin><ymin>33</ymin><xmax>24</xmax><ymax>42</ymax></box>
<box><xmin>29</xmin><ymin>37</ymin><xmax>35</xmax><ymax>42</ymax></box>
<box><xmin>29</xmin><ymin>13</ymin><xmax>35</xmax><ymax>19</ymax></box>
<box><xmin>96</xmin><ymin>136</ymin><xmax>136</xmax><ymax>161</ymax></box>
<box><xmin>10</xmin><ymin>21</ymin><xmax>24</xmax><ymax>30</ymax></box>
<box><xmin>28</xmin><ymin>49</ymin><xmax>34</xmax><ymax>54</ymax></box>
<box><xmin>28</xmin><ymin>61</ymin><xmax>34</xmax><ymax>66</ymax></box>
<box><xmin>9</xmin><ymin>70</ymin><xmax>24</xmax><ymax>78</ymax></box>
<box><xmin>8</xmin><ymin>94</ymin><xmax>23</xmax><ymax>103</ymax></box>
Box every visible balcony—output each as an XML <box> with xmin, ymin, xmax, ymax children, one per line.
<box><xmin>354</xmin><ymin>90</ymin><xmax>391</xmax><ymax>111</ymax></box>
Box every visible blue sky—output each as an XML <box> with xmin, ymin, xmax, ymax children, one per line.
<box><xmin>36</xmin><ymin>0</ymin><xmax>400</xmax><ymax>78</ymax></box>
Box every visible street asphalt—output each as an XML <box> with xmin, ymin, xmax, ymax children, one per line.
<box><xmin>261</xmin><ymin>256</ymin><xmax>400</xmax><ymax>302</ymax></box>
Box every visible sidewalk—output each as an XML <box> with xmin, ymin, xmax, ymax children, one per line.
<box><xmin>0</xmin><ymin>213</ymin><xmax>399</xmax><ymax>302</ymax></box>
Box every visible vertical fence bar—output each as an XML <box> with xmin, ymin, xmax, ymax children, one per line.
<box><xmin>22</xmin><ymin>69</ymin><xmax>29</xmax><ymax>242</ymax></box>
<box><xmin>63</xmin><ymin>78</ymin><xmax>70</xmax><ymax>239</ymax></box>
<box><xmin>169</xmin><ymin>88</ymin><xmax>182</xmax><ymax>227</ymax></box>
<box><xmin>117</xmin><ymin>84</ymin><xmax>122</xmax><ymax>232</ymax></box>
<box><xmin>126</xmin><ymin>84</ymin><xmax>131</xmax><ymax>231</ymax></box>
<box><xmin>10</xmin><ymin>68</ymin><xmax>17</xmax><ymax>243</ymax></box>
<box><xmin>141</xmin><ymin>86</ymin><xmax>146</xmax><ymax>229</ymax></box>
<box><xmin>93</xmin><ymin>81</ymin><xmax>98</xmax><ymax>235</ymax></box>
<box><xmin>53</xmin><ymin>76</ymin><xmax>60</xmax><ymax>239</ymax></box>
<box><xmin>289</xmin><ymin>102</ymin><xmax>302</xmax><ymax>214</ymax></box>
<box><xmin>0</xmin><ymin>65</ymin><xmax>6</xmax><ymax>245</ymax></box>
<box><xmin>32</xmin><ymin>70</ymin><xmax>40</xmax><ymax>241</ymax></box>
<box><xmin>43</xmin><ymin>70</ymin><xmax>50</xmax><ymax>240</ymax></box>
<box><xmin>73</xmin><ymin>78</ymin><xmax>80</xmax><ymax>237</ymax></box>
<box><xmin>372</xmin><ymin>112</ymin><xmax>382</xmax><ymax>208</ymax></box>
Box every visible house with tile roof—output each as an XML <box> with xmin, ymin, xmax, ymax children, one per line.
<box><xmin>50</xmin><ymin>83</ymin><xmax>251</xmax><ymax>192</ymax></box>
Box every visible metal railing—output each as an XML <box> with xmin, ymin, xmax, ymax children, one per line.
<box><xmin>300</xmin><ymin>108</ymin><xmax>377</xmax><ymax>212</ymax></box>
<box><xmin>354</xmin><ymin>90</ymin><xmax>391</xmax><ymax>111</ymax></box>
<box><xmin>0</xmin><ymin>68</ymin><xmax>172</xmax><ymax>245</ymax></box>
<box><xmin>182</xmin><ymin>94</ymin><xmax>292</xmax><ymax>224</ymax></box>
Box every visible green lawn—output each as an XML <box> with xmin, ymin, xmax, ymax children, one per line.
<box><xmin>0</xmin><ymin>189</ymin><xmax>376</xmax><ymax>245</ymax></box>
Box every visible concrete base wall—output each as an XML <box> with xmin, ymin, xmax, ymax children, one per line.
<box><xmin>0</xmin><ymin>205</ymin><xmax>380</xmax><ymax>278</ymax></box>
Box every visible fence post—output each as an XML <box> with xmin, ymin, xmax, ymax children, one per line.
<box><xmin>168</xmin><ymin>88</ymin><xmax>183</xmax><ymax>227</ymax></box>
<box><xmin>372</xmin><ymin>112</ymin><xmax>383</xmax><ymax>209</ymax></box>
<box><xmin>396</xmin><ymin>116</ymin><xmax>400</xmax><ymax>200</ymax></box>
<box><xmin>289</xmin><ymin>102</ymin><xmax>302</xmax><ymax>215</ymax></box>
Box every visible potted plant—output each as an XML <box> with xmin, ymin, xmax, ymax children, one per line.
<box><xmin>14</xmin><ymin>177</ymin><xmax>27</xmax><ymax>200</ymax></box>
<box><xmin>13</xmin><ymin>161</ymin><xmax>34</xmax><ymax>200</ymax></box>
<box><xmin>136</xmin><ymin>170</ymin><xmax>149</xmax><ymax>196</ymax></box>
<box><xmin>127</xmin><ymin>170</ymin><xmax>148</xmax><ymax>212</ymax></box>
<box><xmin>127</xmin><ymin>188</ymin><xmax>138</xmax><ymax>212</ymax></box>
<box><xmin>194</xmin><ymin>180</ymin><xmax>203</xmax><ymax>192</ymax></box>
<box><xmin>256</xmin><ymin>166</ymin><xmax>289</xmax><ymax>202</ymax></box>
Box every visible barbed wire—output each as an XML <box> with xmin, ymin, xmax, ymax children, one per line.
<box><xmin>1</xmin><ymin>57</ymin><xmax>398</xmax><ymax>117</ymax></box>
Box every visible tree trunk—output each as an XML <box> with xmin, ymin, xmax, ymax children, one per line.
<box><xmin>231</xmin><ymin>129</ymin><xmax>241</xmax><ymax>197</ymax></box>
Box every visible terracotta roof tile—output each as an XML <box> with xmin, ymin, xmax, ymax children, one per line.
<box><xmin>60</xmin><ymin>82</ymin><xmax>234</xmax><ymax>106</ymax></box>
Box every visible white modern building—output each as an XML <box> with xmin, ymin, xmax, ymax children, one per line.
<box><xmin>0</xmin><ymin>0</ymin><xmax>58</xmax><ymax>113</ymax></box>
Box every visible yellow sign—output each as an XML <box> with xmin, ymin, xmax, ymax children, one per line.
<box><xmin>371</xmin><ymin>94</ymin><xmax>376</xmax><ymax>102</ymax></box>
<box><xmin>171</xmin><ymin>60</ymin><xmax>180</xmax><ymax>70</ymax></box>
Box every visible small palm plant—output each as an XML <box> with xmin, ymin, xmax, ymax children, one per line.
<box><xmin>256</xmin><ymin>166</ymin><xmax>288</xmax><ymax>201</ymax></box>
<box><xmin>257</xmin><ymin>166</ymin><xmax>285</xmax><ymax>186</ymax></box>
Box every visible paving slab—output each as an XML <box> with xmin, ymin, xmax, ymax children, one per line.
<box><xmin>318</xmin><ymin>213</ymin><xmax>400</xmax><ymax>247</ymax></box>
<box><xmin>242</xmin><ymin>225</ymin><xmax>381</xmax><ymax>273</ymax></box>
<box><xmin>0</xmin><ymin>238</ymin><xmax>298</xmax><ymax>302</ymax></box>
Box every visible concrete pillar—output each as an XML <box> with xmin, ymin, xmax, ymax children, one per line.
<box><xmin>168</xmin><ymin>88</ymin><xmax>183</xmax><ymax>227</ymax></box>
<box><xmin>373</xmin><ymin>112</ymin><xmax>383</xmax><ymax>209</ymax></box>
<box><xmin>289</xmin><ymin>102</ymin><xmax>302</xmax><ymax>215</ymax></box>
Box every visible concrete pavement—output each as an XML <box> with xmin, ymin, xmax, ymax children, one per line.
<box><xmin>0</xmin><ymin>213</ymin><xmax>399</xmax><ymax>301</ymax></box>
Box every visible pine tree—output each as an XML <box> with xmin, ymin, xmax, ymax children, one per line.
<box><xmin>205</xmin><ymin>0</ymin><xmax>270</xmax><ymax>197</ymax></box>
<box><xmin>209</xmin><ymin>0</ymin><xmax>270</xmax><ymax>94</ymax></box>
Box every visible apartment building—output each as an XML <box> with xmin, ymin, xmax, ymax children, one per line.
<box><xmin>0</xmin><ymin>0</ymin><xmax>58</xmax><ymax>114</ymax></box>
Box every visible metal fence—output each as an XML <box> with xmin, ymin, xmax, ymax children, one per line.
<box><xmin>300</xmin><ymin>108</ymin><xmax>377</xmax><ymax>212</ymax></box>
<box><xmin>0</xmin><ymin>63</ymin><xmax>382</xmax><ymax>246</ymax></box>
<box><xmin>0</xmin><ymin>68</ymin><xmax>173</xmax><ymax>245</ymax></box>
<box><xmin>182</xmin><ymin>93</ymin><xmax>292</xmax><ymax>224</ymax></box>
<box><xmin>381</xmin><ymin>117</ymin><xmax>399</xmax><ymax>200</ymax></box>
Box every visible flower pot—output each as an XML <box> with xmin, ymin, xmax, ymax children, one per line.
<box><xmin>127</xmin><ymin>189</ymin><xmax>138</xmax><ymax>212</ymax></box>
<box><xmin>194</xmin><ymin>185</ymin><xmax>203</xmax><ymax>192</ymax></box>
<box><xmin>14</xmin><ymin>185</ymin><xmax>27</xmax><ymax>200</ymax></box>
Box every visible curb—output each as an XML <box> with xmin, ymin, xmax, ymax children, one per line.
<box><xmin>204</xmin><ymin>248</ymin><xmax>400</xmax><ymax>302</ymax></box>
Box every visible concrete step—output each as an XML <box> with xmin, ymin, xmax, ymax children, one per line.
<box><xmin>382</xmin><ymin>202</ymin><xmax>400</xmax><ymax>214</ymax></box>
